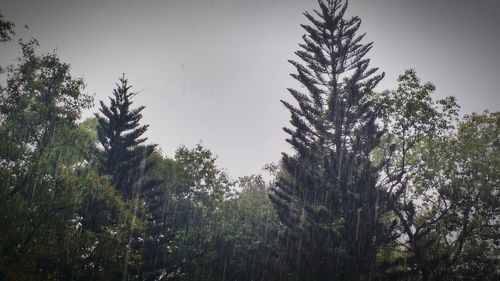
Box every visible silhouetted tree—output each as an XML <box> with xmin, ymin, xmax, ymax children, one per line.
<box><xmin>270</xmin><ymin>1</ymin><xmax>386</xmax><ymax>280</ymax></box>
<box><xmin>95</xmin><ymin>75</ymin><xmax>156</xmax><ymax>200</ymax></box>
<box><xmin>95</xmin><ymin>75</ymin><xmax>159</xmax><ymax>280</ymax></box>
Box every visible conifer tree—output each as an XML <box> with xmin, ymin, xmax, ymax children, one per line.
<box><xmin>95</xmin><ymin>75</ymin><xmax>157</xmax><ymax>200</ymax></box>
<box><xmin>270</xmin><ymin>1</ymin><xmax>386</xmax><ymax>280</ymax></box>
<box><xmin>96</xmin><ymin>75</ymin><xmax>161</xmax><ymax>279</ymax></box>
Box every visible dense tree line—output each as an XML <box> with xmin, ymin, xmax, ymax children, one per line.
<box><xmin>1</xmin><ymin>1</ymin><xmax>498</xmax><ymax>280</ymax></box>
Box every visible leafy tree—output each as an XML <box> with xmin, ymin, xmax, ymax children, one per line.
<box><xmin>0</xmin><ymin>11</ymin><xmax>14</xmax><ymax>42</ymax></box>
<box><xmin>373</xmin><ymin>70</ymin><xmax>459</xmax><ymax>280</ymax></box>
<box><xmin>270</xmin><ymin>1</ymin><xmax>386</xmax><ymax>280</ymax></box>
<box><xmin>139</xmin><ymin>150</ymin><xmax>179</xmax><ymax>281</ymax></box>
<box><xmin>159</xmin><ymin>168</ymin><xmax>279</xmax><ymax>281</ymax></box>
<box><xmin>169</xmin><ymin>144</ymin><xmax>235</xmax><ymax>280</ymax></box>
<box><xmin>0</xmin><ymin>38</ymin><xmax>93</xmax><ymax>199</ymax></box>
<box><xmin>174</xmin><ymin>143</ymin><xmax>234</xmax><ymax>208</ymax></box>
<box><xmin>425</xmin><ymin>111</ymin><xmax>499</xmax><ymax>281</ymax></box>
<box><xmin>382</xmin><ymin>111</ymin><xmax>498</xmax><ymax>281</ymax></box>
<box><xmin>140</xmin><ymin>144</ymin><xmax>236</xmax><ymax>281</ymax></box>
<box><xmin>211</xmin><ymin>175</ymin><xmax>281</xmax><ymax>281</ymax></box>
<box><xmin>175</xmin><ymin>174</ymin><xmax>279</xmax><ymax>281</ymax></box>
<box><xmin>374</xmin><ymin>70</ymin><xmax>498</xmax><ymax>281</ymax></box>
<box><xmin>0</xmin><ymin>11</ymin><xmax>15</xmax><ymax>73</ymax></box>
<box><xmin>0</xmin><ymin>40</ymin><xmax>131</xmax><ymax>280</ymax></box>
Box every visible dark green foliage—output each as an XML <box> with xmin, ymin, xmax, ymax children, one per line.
<box><xmin>0</xmin><ymin>40</ymin><xmax>130</xmax><ymax>281</ymax></box>
<box><xmin>374</xmin><ymin>70</ymin><xmax>459</xmax><ymax>281</ymax></box>
<box><xmin>0</xmin><ymin>38</ymin><xmax>93</xmax><ymax>198</ymax></box>
<box><xmin>138</xmin><ymin>144</ymin><xmax>282</xmax><ymax>281</ymax></box>
<box><xmin>157</xmin><ymin>144</ymin><xmax>236</xmax><ymax>280</ymax></box>
<box><xmin>95</xmin><ymin>76</ymin><xmax>160</xmax><ymax>280</ymax></box>
<box><xmin>0</xmin><ymin>11</ymin><xmax>15</xmax><ymax>73</ymax></box>
<box><xmin>215</xmin><ymin>175</ymin><xmax>278</xmax><ymax>281</ymax></box>
<box><xmin>374</xmin><ymin>71</ymin><xmax>498</xmax><ymax>281</ymax></box>
<box><xmin>270</xmin><ymin>0</ymin><xmax>386</xmax><ymax>280</ymax></box>
<box><xmin>0</xmin><ymin>11</ymin><xmax>14</xmax><ymax>43</ymax></box>
<box><xmin>411</xmin><ymin>112</ymin><xmax>499</xmax><ymax>281</ymax></box>
<box><xmin>95</xmin><ymin>75</ymin><xmax>157</xmax><ymax>200</ymax></box>
<box><xmin>191</xmin><ymin>175</ymin><xmax>280</xmax><ymax>281</ymax></box>
<box><xmin>139</xmin><ymin>151</ymin><xmax>179</xmax><ymax>280</ymax></box>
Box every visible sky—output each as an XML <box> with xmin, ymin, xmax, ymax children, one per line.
<box><xmin>1</xmin><ymin>0</ymin><xmax>499</xmax><ymax>179</ymax></box>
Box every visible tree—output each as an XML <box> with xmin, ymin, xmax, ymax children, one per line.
<box><xmin>95</xmin><ymin>75</ymin><xmax>157</xmax><ymax>200</ymax></box>
<box><xmin>0</xmin><ymin>38</ymin><xmax>93</xmax><ymax>199</ymax></box>
<box><xmin>269</xmin><ymin>1</ymin><xmax>386</xmax><ymax>280</ymax></box>
<box><xmin>374</xmin><ymin>70</ymin><xmax>460</xmax><ymax>281</ymax></box>
<box><xmin>445</xmin><ymin>112</ymin><xmax>499</xmax><ymax>280</ymax></box>
<box><xmin>163</xmin><ymin>144</ymin><xmax>235</xmax><ymax>281</ymax></box>
<box><xmin>0</xmin><ymin>11</ymin><xmax>15</xmax><ymax>73</ymax></box>
<box><xmin>378</xmin><ymin>107</ymin><xmax>499</xmax><ymax>281</ymax></box>
<box><xmin>95</xmin><ymin>75</ymin><xmax>159</xmax><ymax>280</ymax></box>
<box><xmin>0</xmin><ymin>11</ymin><xmax>14</xmax><ymax>43</ymax></box>
<box><xmin>142</xmin><ymin>146</ymin><xmax>285</xmax><ymax>281</ymax></box>
<box><xmin>211</xmin><ymin>175</ymin><xmax>281</xmax><ymax>281</ymax></box>
<box><xmin>0</xmin><ymin>40</ymin><xmax>131</xmax><ymax>281</ymax></box>
<box><xmin>138</xmin><ymin>150</ymin><xmax>178</xmax><ymax>281</ymax></box>
<box><xmin>373</xmin><ymin>70</ymin><xmax>499</xmax><ymax>281</ymax></box>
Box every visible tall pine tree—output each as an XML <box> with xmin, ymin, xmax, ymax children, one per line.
<box><xmin>96</xmin><ymin>75</ymin><xmax>162</xmax><ymax>280</ymax></box>
<box><xmin>95</xmin><ymin>75</ymin><xmax>156</xmax><ymax>200</ymax></box>
<box><xmin>270</xmin><ymin>1</ymin><xmax>386</xmax><ymax>280</ymax></box>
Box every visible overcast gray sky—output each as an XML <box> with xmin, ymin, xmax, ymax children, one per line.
<box><xmin>1</xmin><ymin>0</ymin><xmax>499</xmax><ymax>178</ymax></box>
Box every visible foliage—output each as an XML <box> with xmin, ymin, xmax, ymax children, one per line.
<box><xmin>0</xmin><ymin>11</ymin><xmax>14</xmax><ymax>43</ymax></box>
<box><xmin>375</xmin><ymin>70</ymin><xmax>499</xmax><ymax>281</ymax></box>
<box><xmin>0</xmin><ymin>11</ymin><xmax>15</xmax><ymax>73</ymax></box>
<box><xmin>0</xmin><ymin>40</ymin><xmax>131</xmax><ymax>280</ymax></box>
<box><xmin>157</xmin><ymin>144</ymin><xmax>236</xmax><ymax>280</ymax></box>
<box><xmin>95</xmin><ymin>75</ymin><xmax>162</xmax><ymax>280</ymax></box>
<box><xmin>137</xmin><ymin>144</ymin><xmax>284</xmax><ymax>281</ymax></box>
<box><xmin>270</xmin><ymin>1</ymin><xmax>386</xmax><ymax>280</ymax></box>
<box><xmin>95</xmin><ymin>75</ymin><xmax>157</xmax><ymax>200</ymax></box>
<box><xmin>397</xmin><ymin>111</ymin><xmax>499</xmax><ymax>281</ymax></box>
